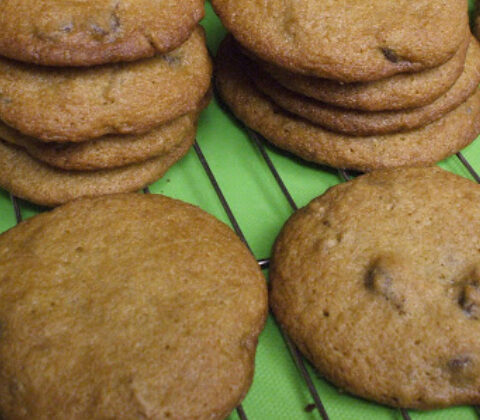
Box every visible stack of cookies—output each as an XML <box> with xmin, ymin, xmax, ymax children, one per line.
<box><xmin>213</xmin><ymin>0</ymin><xmax>480</xmax><ymax>172</ymax></box>
<box><xmin>0</xmin><ymin>1</ymin><xmax>211</xmax><ymax>207</ymax></box>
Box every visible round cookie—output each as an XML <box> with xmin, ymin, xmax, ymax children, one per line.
<box><xmin>211</xmin><ymin>0</ymin><xmax>468</xmax><ymax>82</ymax></box>
<box><xmin>260</xmin><ymin>32</ymin><xmax>470</xmax><ymax>112</ymax></box>
<box><xmin>0</xmin><ymin>26</ymin><xmax>212</xmax><ymax>142</ymax></box>
<box><xmin>250</xmin><ymin>37</ymin><xmax>480</xmax><ymax>136</ymax></box>
<box><xmin>215</xmin><ymin>39</ymin><xmax>480</xmax><ymax>171</ymax></box>
<box><xmin>0</xmin><ymin>194</ymin><xmax>267</xmax><ymax>419</ymax></box>
<box><xmin>0</xmin><ymin>0</ymin><xmax>205</xmax><ymax>66</ymax></box>
<box><xmin>0</xmin><ymin>112</ymin><xmax>198</xmax><ymax>171</ymax></box>
<box><xmin>0</xmin><ymin>137</ymin><xmax>193</xmax><ymax>207</ymax></box>
<box><xmin>270</xmin><ymin>167</ymin><xmax>480</xmax><ymax>409</ymax></box>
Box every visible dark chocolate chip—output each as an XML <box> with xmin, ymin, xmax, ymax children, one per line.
<box><xmin>381</xmin><ymin>48</ymin><xmax>400</xmax><ymax>63</ymax></box>
<box><xmin>365</xmin><ymin>258</ymin><xmax>405</xmax><ymax>313</ymax></box>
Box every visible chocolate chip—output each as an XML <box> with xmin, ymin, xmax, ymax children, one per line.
<box><xmin>447</xmin><ymin>355</ymin><xmax>476</xmax><ymax>385</ymax></box>
<box><xmin>381</xmin><ymin>48</ymin><xmax>400</xmax><ymax>63</ymax></box>
<box><xmin>460</xmin><ymin>284</ymin><xmax>480</xmax><ymax>319</ymax></box>
<box><xmin>91</xmin><ymin>23</ymin><xmax>107</xmax><ymax>37</ymax></box>
<box><xmin>60</xmin><ymin>23</ymin><xmax>74</xmax><ymax>33</ymax></box>
<box><xmin>163</xmin><ymin>54</ymin><xmax>182</xmax><ymax>67</ymax></box>
<box><xmin>365</xmin><ymin>258</ymin><xmax>405</xmax><ymax>313</ymax></box>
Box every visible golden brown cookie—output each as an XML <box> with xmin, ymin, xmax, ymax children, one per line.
<box><xmin>211</xmin><ymin>0</ymin><xmax>468</xmax><ymax>82</ymax></box>
<box><xmin>0</xmin><ymin>137</ymin><xmax>193</xmax><ymax>207</ymax></box>
<box><xmin>0</xmin><ymin>0</ymin><xmax>205</xmax><ymax>66</ymax></box>
<box><xmin>215</xmin><ymin>39</ymin><xmax>480</xmax><ymax>171</ymax></box>
<box><xmin>0</xmin><ymin>112</ymin><xmax>198</xmax><ymax>171</ymax></box>
<box><xmin>260</xmin><ymin>32</ymin><xmax>470</xmax><ymax>111</ymax></box>
<box><xmin>250</xmin><ymin>37</ymin><xmax>480</xmax><ymax>136</ymax></box>
<box><xmin>270</xmin><ymin>167</ymin><xmax>480</xmax><ymax>409</ymax></box>
<box><xmin>0</xmin><ymin>26</ymin><xmax>211</xmax><ymax>142</ymax></box>
<box><xmin>0</xmin><ymin>193</ymin><xmax>267</xmax><ymax>419</ymax></box>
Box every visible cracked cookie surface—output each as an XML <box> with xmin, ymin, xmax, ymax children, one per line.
<box><xmin>270</xmin><ymin>167</ymin><xmax>480</xmax><ymax>409</ymax></box>
<box><xmin>211</xmin><ymin>0</ymin><xmax>468</xmax><ymax>82</ymax></box>
<box><xmin>0</xmin><ymin>194</ymin><xmax>267</xmax><ymax>418</ymax></box>
<box><xmin>0</xmin><ymin>0</ymin><xmax>205</xmax><ymax>66</ymax></box>
<box><xmin>0</xmin><ymin>26</ymin><xmax>211</xmax><ymax>142</ymax></box>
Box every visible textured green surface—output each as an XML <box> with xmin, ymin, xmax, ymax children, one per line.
<box><xmin>0</xmin><ymin>1</ymin><xmax>479</xmax><ymax>419</ymax></box>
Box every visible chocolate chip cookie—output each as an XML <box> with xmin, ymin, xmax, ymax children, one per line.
<box><xmin>270</xmin><ymin>167</ymin><xmax>480</xmax><ymax>409</ymax></box>
<box><xmin>259</xmin><ymin>31</ymin><xmax>470</xmax><ymax>112</ymax></box>
<box><xmin>211</xmin><ymin>0</ymin><xmax>468</xmax><ymax>82</ymax></box>
<box><xmin>0</xmin><ymin>26</ymin><xmax>211</xmax><ymax>142</ymax></box>
<box><xmin>0</xmin><ymin>0</ymin><xmax>205</xmax><ymax>66</ymax></box>
<box><xmin>0</xmin><ymin>193</ymin><xmax>267</xmax><ymax>418</ymax></box>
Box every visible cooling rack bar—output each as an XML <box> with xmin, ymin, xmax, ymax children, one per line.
<box><xmin>257</xmin><ymin>258</ymin><xmax>270</xmax><ymax>270</ymax></box>
<box><xmin>457</xmin><ymin>152</ymin><xmax>480</xmax><ymax>183</ymax></box>
<box><xmin>194</xmin><ymin>137</ymin><xmax>330</xmax><ymax>419</ymax></box>
<box><xmin>242</xmin><ymin>128</ymin><xmax>333</xmax><ymax>419</ymax></box>
<box><xmin>193</xmin><ymin>141</ymin><xmax>250</xmax><ymax>247</ymax></box>
<box><xmin>192</xmin><ymin>140</ymin><xmax>253</xmax><ymax>420</ymax></box>
<box><xmin>9</xmin><ymin>194</ymin><xmax>22</xmax><ymax>224</ymax></box>
<box><xmin>247</xmin><ymin>129</ymin><xmax>298</xmax><ymax>211</ymax></box>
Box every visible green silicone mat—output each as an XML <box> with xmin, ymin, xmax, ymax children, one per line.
<box><xmin>1</xmin><ymin>2</ymin><xmax>479</xmax><ymax>419</ymax></box>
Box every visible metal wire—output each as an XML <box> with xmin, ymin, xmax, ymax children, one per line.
<box><xmin>194</xmin><ymin>138</ymin><xmax>330</xmax><ymax>419</ymax></box>
<box><xmin>247</xmin><ymin>130</ymin><xmax>298</xmax><ymax>211</ymax></box>
<box><xmin>245</xmin><ymin>129</ymin><xmax>334</xmax><ymax>419</ymax></box>
<box><xmin>9</xmin><ymin>194</ymin><xmax>22</xmax><ymax>224</ymax></box>
<box><xmin>257</xmin><ymin>258</ymin><xmax>270</xmax><ymax>270</ymax></box>
<box><xmin>400</xmin><ymin>408</ymin><xmax>412</xmax><ymax>420</ymax></box>
<box><xmin>247</xmin><ymin>129</ymin><xmax>435</xmax><ymax>420</ymax></box>
<box><xmin>457</xmin><ymin>152</ymin><xmax>480</xmax><ymax>183</ymax></box>
<box><xmin>193</xmin><ymin>141</ymin><xmax>250</xmax><ymax>247</ymax></box>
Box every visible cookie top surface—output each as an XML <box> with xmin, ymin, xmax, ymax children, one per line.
<box><xmin>270</xmin><ymin>167</ymin><xmax>480</xmax><ymax>409</ymax></box>
<box><xmin>0</xmin><ymin>193</ymin><xmax>267</xmax><ymax>419</ymax></box>
<box><xmin>250</xmin><ymin>36</ymin><xmax>480</xmax><ymax>136</ymax></box>
<box><xmin>0</xmin><ymin>26</ymin><xmax>211</xmax><ymax>142</ymax></box>
<box><xmin>0</xmin><ymin>111</ymin><xmax>198</xmax><ymax>171</ymax></box>
<box><xmin>0</xmin><ymin>0</ymin><xmax>204</xmax><ymax>66</ymax></box>
<box><xmin>261</xmin><ymin>31</ymin><xmax>470</xmax><ymax>112</ymax></box>
<box><xmin>211</xmin><ymin>0</ymin><xmax>468</xmax><ymax>82</ymax></box>
<box><xmin>215</xmin><ymin>39</ymin><xmax>480</xmax><ymax>171</ymax></box>
<box><xmin>0</xmin><ymin>137</ymin><xmax>192</xmax><ymax>207</ymax></box>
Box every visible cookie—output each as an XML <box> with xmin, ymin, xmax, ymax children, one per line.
<box><xmin>0</xmin><ymin>193</ymin><xmax>267</xmax><ymax>419</ymax></box>
<box><xmin>0</xmin><ymin>112</ymin><xmax>198</xmax><ymax>171</ymax></box>
<box><xmin>211</xmin><ymin>0</ymin><xmax>468</xmax><ymax>82</ymax></box>
<box><xmin>0</xmin><ymin>0</ymin><xmax>205</xmax><ymax>66</ymax></box>
<box><xmin>0</xmin><ymin>26</ymin><xmax>211</xmax><ymax>142</ymax></box>
<box><xmin>270</xmin><ymin>167</ymin><xmax>480</xmax><ymax>409</ymax></box>
<box><xmin>250</xmin><ymin>37</ymin><xmax>480</xmax><ymax>136</ymax></box>
<box><xmin>215</xmin><ymin>39</ymin><xmax>480</xmax><ymax>171</ymax></box>
<box><xmin>0</xmin><ymin>136</ymin><xmax>193</xmax><ymax>207</ymax></box>
<box><xmin>260</xmin><ymin>32</ymin><xmax>470</xmax><ymax>112</ymax></box>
